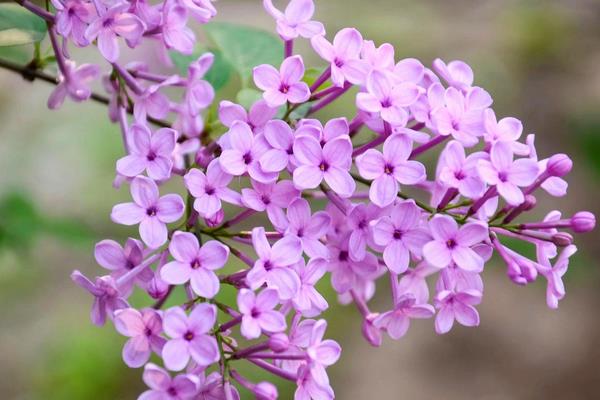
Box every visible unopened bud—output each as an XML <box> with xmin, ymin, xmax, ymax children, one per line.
<box><xmin>254</xmin><ymin>382</ymin><xmax>278</xmax><ymax>400</ymax></box>
<box><xmin>204</xmin><ymin>209</ymin><xmax>224</xmax><ymax>227</ymax></box>
<box><xmin>268</xmin><ymin>333</ymin><xmax>290</xmax><ymax>353</ymax></box>
<box><xmin>546</xmin><ymin>154</ymin><xmax>572</xmax><ymax>177</ymax></box>
<box><xmin>570</xmin><ymin>211</ymin><xmax>596</xmax><ymax>233</ymax></box>
<box><xmin>552</xmin><ymin>232</ymin><xmax>573</xmax><ymax>247</ymax></box>
<box><xmin>362</xmin><ymin>314</ymin><xmax>382</xmax><ymax>347</ymax></box>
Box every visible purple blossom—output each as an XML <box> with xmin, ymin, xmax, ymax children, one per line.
<box><xmin>185</xmin><ymin>53</ymin><xmax>216</xmax><ymax>113</ymax></box>
<box><xmin>161</xmin><ymin>232</ymin><xmax>229</xmax><ymax>298</ymax></box>
<box><xmin>311</xmin><ymin>28</ymin><xmax>367</xmax><ymax>87</ymax></box>
<box><xmin>477</xmin><ymin>141</ymin><xmax>539</xmax><ymax>205</ymax></box>
<box><xmin>219</xmin><ymin>99</ymin><xmax>277</xmax><ymax>133</ymax></box>
<box><xmin>253</xmin><ymin>55</ymin><xmax>311</xmax><ymax>107</ymax></box>
<box><xmin>292</xmin><ymin>258</ymin><xmax>329</xmax><ymax>317</ymax></box>
<box><xmin>434</xmin><ymin>288</ymin><xmax>482</xmax><ymax>334</ymax></box>
<box><xmin>293</xmin><ymin>135</ymin><xmax>355</xmax><ymax>197</ymax></box>
<box><xmin>218</xmin><ymin>121</ymin><xmax>278</xmax><ymax>183</ymax></box>
<box><xmin>423</xmin><ymin>215</ymin><xmax>488</xmax><ymax>272</ymax></box>
<box><xmin>306</xmin><ymin>319</ymin><xmax>341</xmax><ymax>387</ymax></box>
<box><xmin>162</xmin><ymin>304</ymin><xmax>219</xmax><ymax>371</ymax></box>
<box><xmin>116</xmin><ymin>124</ymin><xmax>177</xmax><ymax>181</ymax></box>
<box><xmin>263</xmin><ymin>0</ymin><xmax>325</xmax><ymax>40</ymax></box>
<box><xmin>432</xmin><ymin>58</ymin><xmax>474</xmax><ymax>90</ymax></box>
<box><xmin>372</xmin><ymin>200</ymin><xmax>431</xmax><ymax>273</ymax></box>
<box><xmin>162</xmin><ymin>0</ymin><xmax>196</xmax><ymax>55</ymax></box>
<box><xmin>347</xmin><ymin>203</ymin><xmax>381</xmax><ymax>261</ymax></box>
<box><xmin>247</xmin><ymin>227</ymin><xmax>302</xmax><ymax>300</ymax></box>
<box><xmin>71</xmin><ymin>271</ymin><xmax>128</xmax><ymax>326</ymax></box>
<box><xmin>111</xmin><ymin>176</ymin><xmax>185</xmax><ymax>249</ymax></box>
<box><xmin>242</xmin><ymin>179</ymin><xmax>300</xmax><ymax>230</ymax></box>
<box><xmin>181</xmin><ymin>0</ymin><xmax>217</xmax><ymax>23</ymax></box>
<box><xmin>238</xmin><ymin>288</ymin><xmax>287</xmax><ymax>339</ymax></box>
<box><xmin>85</xmin><ymin>4</ymin><xmax>145</xmax><ymax>62</ymax></box>
<box><xmin>134</xmin><ymin>76</ymin><xmax>180</xmax><ymax>122</ymax></box>
<box><xmin>437</xmin><ymin>140</ymin><xmax>486</xmax><ymax>199</ymax></box>
<box><xmin>184</xmin><ymin>160</ymin><xmax>241</xmax><ymax>218</ymax></box>
<box><xmin>94</xmin><ymin>237</ymin><xmax>152</xmax><ymax>289</ymax></box>
<box><xmin>356</xmin><ymin>134</ymin><xmax>426</xmax><ymax>207</ymax></box>
<box><xmin>52</xmin><ymin>0</ymin><xmax>95</xmax><ymax>47</ymax></box>
<box><xmin>327</xmin><ymin>236</ymin><xmax>380</xmax><ymax>293</ymax></box>
<box><xmin>537</xmin><ymin>244</ymin><xmax>577</xmax><ymax>309</ymax></box>
<box><xmin>139</xmin><ymin>363</ymin><xmax>199</xmax><ymax>400</ymax></box>
<box><xmin>48</xmin><ymin>60</ymin><xmax>100</xmax><ymax>109</ymax></box>
<box><xmin>114</xmin><ymin>308</ymin><xmax>166</xmax><ymax>367</ymax></box>
<box><xmin>260</xmin><ymin>120</ymin><xmax>296</xmax><ymax>173</ymax></box>
<box><xmin>285</xmin><ymin>198</ymin><xmax>331</xmax><ymax>258</ymax></box>
<box><xmin>373</xmin><ymin>294</ymin><xmax>435</xmax><ymax>340</ymax></box>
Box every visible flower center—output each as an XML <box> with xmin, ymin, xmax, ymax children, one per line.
<box><xmin>338</xmin><ymin>250</ymin><xmax>349</xmax><ymax>262</ymax></box>
<box><xmin>261</xmin><ymin>195</ymin><xmax>271</xmax><ymax>205</ymax></box>
<box><xmin>146</xmin><ymin>207</ymin><xmax>157</xmax><ymax>217</ymax></box>
<box><xmin>243</xmin><ymin>152</ymin><xmax>253</xmax><ymax>165</ymax></box>
<box><xmin>454</xmin><ymin>170</ymin><xmax>465</xmax><ymax>180</ymax></box>
<box><xmin>251</xmin><ymin>308</ymin><xmax>261</xmax><ymax>318</ymax></box>
<box><xmin>446</xmin><ymin>239</ymin><xmax>457</xmax><ymax>249</ymax></box>
<box><xmin>146</xmin><ymin>151</ymin><xmax>157</xmax><ymax>161</ymax></box>
<box><xmin>498</xmin><ymin>171</ymin><xmax>508</xmax><ymax>182</ymax></box>
<box><xmin>264</xmin><ymin>260</ymin><xmax>273</xmax><ymax>271</ymax></box>
<box><xmin>144</xmin><ymin>327</ymin><xmax>153</xmax><ymax>337</ymax></box>
<box><xmin>384</xmin><ymin>164</ymin><xmax>394</xmax><ymax>175</ymax></box>
<box><xmin>205</xmin><ymin>186</ymin><xmax>215</xmax><ymax>195</ymax></box>
<box><xmin>191</xmin><ymin>259</ymin><xmax>201</xmax><ymax>269</ymax></box>
<box><xmin>279</xmin><ymin>83</ymin><xmax>290</xmax><ymax>94</ymax></box>
<box><xmin>184</xmin><ymin>331</ymin><xmax>195</xmax><ymax>341</ymax></box>
<box><xmin>102</xmin><ymin>17</ymin><xmax>114</xmax><ymax>29</ymax></box>
<box><xmin>334</xmin><ymin>58</ymin><xmax>344</xmax><ymax>68</ymax></box>
<box><xmin>393</xmin><ymin>230</ymin><xmax>403</xmax><ymax>240</ymax></box>
<box><xmin>319</xmin><ymin>161</ymin><xmax>329</xmax><ymax>171</ymax></box>
<box><xmin>381</xmin><ymin>98</ymin><xmax>392</xmax><ymax>108</ymax></box>
<box><xmin>167</xmin><ymin>387</ymin><xmax>178</xmax><ymax>396</ymax></box>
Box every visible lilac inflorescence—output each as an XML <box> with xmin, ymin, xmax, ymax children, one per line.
<box><xmin>18</xmin><ymin>0</ymin><xmax>596</xmax><ymax>398</ymax></box>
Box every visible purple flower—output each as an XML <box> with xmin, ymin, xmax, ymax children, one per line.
<box><xmin>477</xmin><ymin>141</ymin><xmax>539</xmax><ymax>205</ymax></box>
<box><xmin>311</xmin><ymin>28</ymin><xmax>368</xmax><ymax>87</ymax></box>
<box><xmin>197</xmin><ymin>371</ymin><xmax>241</xmax><ymax>400</ymax></box>
<box><xmin>111</xmin><ymin>176</ymin><xmax>185</xmax><ymax>249</ymax></box>
<box><xmin>356</xmin><ymin>70</ymin><xmax>420</xmax><ymax>125</ymax></box>
<box><xmin>85</xmin><ymin>4</ymin><xmax>145</xmax><ymax>62</ymax></box>
<box><xmin>71</xmin><ymin>271</ymin><xmax>128</xmax><ymax>326</ymax></box>
<box><xmin>347</xmin><ymin>203</ymin><xmax>381</xmax><ymax>261</ymax></box>
<box><xmin>483</xmin><ymin>108</ymin><xmax>523</xmax><ymax>144</ymax></box>
<box><xmin>306</xmin><ymin>319</ymin><xmax>341</xmax><ymax>387</ymax></box>
<box><xmin>434</xmin><ymin>288</ymin><xmax>482</xmax><ymax>334</ymax></box>
<box><xmin>361</xmin><ymin>40</ymin><xmax>396</xmax><ymax>73</ymax></box>
<box><xmin>296</xmin><ymin>117</ymin><xmax>349</xmax><ymax>146</ymax></box>
<box><xmin>295</xmin><ymin>364</ymin><xmax>334</xmax><ymax>400</ymax></box>
<box><xmin>437</xmin><ymin>140</ymin><xmax>486</xmax><ymax>199</ymax></box>
<box><xmin>242</xmin><ymin>179</ymin><xmax>300</xmax><ymax>230</ymax></box>
<box><xmin>432</xmin><ymin>58</ymin><xmax>474</xmax><ymax>90</ymax></box>
<box><xmin>253</xmin><ymin>55</ymin><xmax>311</xmax><ymax>107</ymax></box>
<box><xmin>162</xmin><ymin>0</ymin><xmax>196</xmax><ymax>55</ymax></box>
<box><xmin>185</xmin><ymin>160</ymin><xmax>241</xmax><ymax>218</ymax></box>
<box><xmin>52</xmin><ymin>0</ymin><xmax>95</xmax><ymax>47</ymax></box>
<box><xmin>139</xmin><ymin>363</ymin><xmax>199</xmax><ymax>400</ymax></box>
<box><xmin>397</xmin><ymin>261</ymin><xmax>439</xmax><ymax>303</ymax></box>
<box><xmin>219</xmin><ymin>99</ymin><xmax>276</xmax><ymax>133</ymax></box>
<box><xmin>238</xmin><ymin>288</ymin><xmax>287</xmax><ymax>339</ymax></box>
<box><xmin>423</xmin><ymin>215</ymin><xmax>488</xmax><ymax>271</ymax></box>
<box><xmin>94</xmin><ymin>237</ymin><xmax>153</xmax><ymax>289</ymax></box>
<box><xmin>537</xmin><ymin>244</ymin><xmax>577</xmax><ymax>309</ymax></box>
<box><xmin>263</xmin><ymin>0</ymin><xmax>325</xmax><ymax>40</ymax></box>
<box><xmin>260</xmin><ymin>120</ymin><xmax>296</xmax><ymax>173</ymax></box>
<box><xmin>373</xmin><ymin>294</ymin><xmax>435</xmax><ymax>340</ymax></box>
<box><xmin>185</xmin><ymin>53</ymin><xmax>216</xmax><ymax>113</ymax></box>
<box><xmin>116</xmin><ymin>124</ymin><xmax>177</xmax><ymax>181</ymax></box>
<box><xmin>292</xmin><ymin>258</ymin><xmax>329</xmax><ymax>317</ymax></box>
<box><xmin>327</xmin><ymin>236</ymin><xmax>380</xmax><ymax>294</ymax></box>
<box><xmin>114</xmin><ymin>307</ymin><xmax>166</xmax><ymax>367</ymax></box>
<box><xmin>372</xmin><ymin>200</ymin><xmax>431</xmax><ymax>274</ymax></box>
<box><xmin>134</xmin><ymin>75</ymin><xmax>180</xmax><ymax>122</ymax></box>
<box><xmin>293</xmin><ymin>135</ymin><xmax>355</xmax><ymax>198</ymax></box>
<box><xmin>247</xmin><ymin>227</ymin><xmax>302</xmax><ymax>300</ymax></box>
<box><xmin>285</xmin><ymin>198</ymin><xmax>331</xmax><ymax>258</ymax></box>
<box><xmin>218</xmin><ymin>121</ymin><xmax>278</xmax><ymax>183</ymax></box>
<box><xmin>161</xmin><ymin>232</ymin><xmax>229</xmax><ymax>298</ymax></box>
<box><xmin>356</xmin><ymin>134</ymin><xmax>426</xmax><ymax>207</ymax></box>
<box><xmin>162</xmin><ymin>304</ymin><xmax>219</xmax><ymax>371</ymax></box>
<box><xmin>48</xmin><ymin>60</ymin><xmax>100</xmax><ymax>109</ymax></box>
<box><xmin>180</xmin><ymin>0</ymin><xmax>217</xmax><ymax>23</ymax></box>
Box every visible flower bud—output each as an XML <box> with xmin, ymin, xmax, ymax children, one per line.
<box><xmin>552</xmin><ymin>232</ymin><xmax>573</xmax><ymax>247</ymax></box>
<box><xmin>522</xmin><ymin>195</ymin><xmax>537</xmax><ymax>211</ymax></box>
<box><xmin>546</xmin><ymin>154</ymin><xmax>572</xmax><ymax>177</ymax></box>
<box><xmin>362</xmin><ymin>314</ymin><xmax>382</xmax><ymax>347</ymax></box>
<box><xmin>254</xmin><ymin>382</ymin><xmax>278</xmax><ymax>400</ymax></box>
<box><xmin>268</xmin><ymin>333</ymin><xmax>290</xmax><ymax>353</ymax></box>
<box><xmin>570</xmin><ymin>211</ymin><xmax>596</xmax><ymax>233</ymax></box>
<box><xmin>507</xmin><ymin>262</ymin><xmax>528</xmax><ymax>286</ymax></box>
<box><xmin>204</xmin><ymin>209</ymin><xmax>224</xmax><ymax>227</ymax></box>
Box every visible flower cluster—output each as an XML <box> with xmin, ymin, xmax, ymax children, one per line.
<box><xmin>14</xmin><ymin>0</ymin><xmax>596</xmax><ymax>398</ymax></box>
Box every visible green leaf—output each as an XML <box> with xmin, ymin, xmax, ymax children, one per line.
<box><xmin>236</xmin><ymin>88</ymin><xmax>262</xmax><ymax>109</ymax></box>
<box><xmin>170</xmin><ymin>47</ymin><xmax>233</xmax><ymax>91</ymax></box>
<box><xmin>0</xmin><ymin>4</ymin><xmax>46</xmax><ymax>47</ymax></box>
<box><xmin>203</xmin><ymin>22</ymin><xmax>283</xmax><ymax>87</ymax></box>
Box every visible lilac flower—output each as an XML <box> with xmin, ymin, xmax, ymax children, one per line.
<box><xmin>253</xmin><ymin>55</ymin><xmax>311</xmax><ymax>107</ymax></box>
<box><xmin>361</xmin><ymin>40</ymin><xmax>395</xmax><ymax>73</ymax></box>
<box><xmin>85</xmin><ymin>4</ymin><xmax>145</xmax><ymax>62</ymax></box>
<box><xmin>356</xmin><ymin>70</ymin><xmax>420</xmax><ymax>125</ymax></box>
<box><xmin>285</xmin><ymin>198</ymin><xmax>331</xmax><ymax>258</ymax></box>
<box><xmin>374</xmin><ymin>294</ymin><xmax>435</xmax><ymax>340</ymax></box>
<box><xmin>48</xmin><ymin>60</ymin><xmax>100</xmax><ymax>109</ymax></box>
<box><xmin>537</xmin><ymin>244</ymin><xmax>577</xmax><ymax>309</ymax></box>
<box><xmin>94</xmin><ymin>237</ymin><xmax>153</xmax><ymax>289</ymax></box>
<box><xmin>184</xmin><ymin>160</ymin><xmax>241</xmax><ymax>218</ymax></box>
<box><xmin>161</xmin><ymin>232</ymin><xmax>229</xmax><ymax>298</ymax></box>
<box><xmin>293</xmin><ymin>135</ymin><xmax>355</xmax><ymax>197</ymax></box>
<box><xmin>296</xmin><ymin>117</ymin><xmax>349</xmax><ymax>146</ymax></box>
<box><xmin>111</xmin><ymin>176</ymin><xmax>185</xmax><ymax>249</ymax></box>
<box><xmin>242</xmin><ymin>179</ymin><xmax>299</xmax><ymax>230</ymax></box>
<box><xmin>292</xmin><ymin>258</ymin><xmax>329</xmax><ymax>317</ymax></box>
<box><xmin>434</xmin><ymin>288</ymin><xmax>482</xmax><ymax>334</ymax></box>
<box><xmin>196</xmin><ymin>371</ymin><xmax>241</xmax><ymax>400</ymax></box>
<box><xmin>185</xmin><ymin>53</ymin><xmax>215</xmax><ymax>113</ymax></box>
<box><xmin>260</xmin><ymin>120</ymin><xmax>296</xmax><ymax>173</ymax></box>
<box><xmin>356</xmin><ymin>134</ymin><xmax>426</xmax><ymax>207</ymax></box>
<box><xmin>181</xmin><ymin>0</ymin><xmax>217</xmax><ymax>23</ymax></box>
<box><xmin>295</xmin><ymin>364</ymin><xmax>334</xmax><ymax>400</ymax></box>
<box><xmin>423</xmin><ymin>215</ymin><xmax>488</xmax><ymax>271</ymax></box>
<box><xmin>52</xmin><ymin>0</ymin><xmax>95</xmax><ymax>47</ymax></box>
<box><xmin>327</xmin><ymin>236</ymin><xmax>380</xmax><ymax>294</ymax></box>
<box><xmin>311</xmin><ymin>28</ymin><xmax>367</xmax><ymax>87</ymax></box>
<box><xmin>397</xmin><ymin>261</ymin><xmax>440</xmax><ymax>303</ymax></box>
<box><xmin>483</xmin><ymin>108</ymin><xmax>523</xmax><ymax>143</ymax></box>
<box><xmin>347</xmin><ymin>203</ymin><xmax>381</xmax><ymax>261</ymax></box>
<box><xmin>139</xmin><ymin>363</ymin><xmax>199</xmax><ymax>400</ymax></box>
<box><xmin>162</xmin><ymin>0</ymin><xmax>196</xmax><ymax>55</ymax></box>
<box><xmin>71</xmin><ymin>271</ymin><xmax>128</xmax><ymax>326</ymax></box>
<box><xmin>306</xmin><ymin>319</ymin><xmax>341</xmax><ymax>387</ymax></box>
<box><xmin>162</xmin><ymin>304</ymin><xmax>219</xmax><ymax>371</ymax></box>
<box><xmin>372</xmin><ymin>200</ymin><xmax>431</xmax><ymax>273</ymax></box>
<box><xmin>432</xmin><ymin>58</ymin><xmax>474</xmax><ymax>90</ymax></box>
<box><xmin>437</xmin><ymin>140</ymin><xmax>486</xmax><ymax>199</ymax></box>
<box><xmin>218</xmin><ymin>121</ymin><xmax>278</xmax><ymax>183</ymax></box>
<box><xmin>219</xmin><ymin>100</ymin><xmax>277</xmax><ymax>133</ymax></box>
<box><xmin>114</xmin><ymin>308</ymin><xmax>166</xmax><ymax>367</ymax></box>
<box><xmin>263</xmin><ymin>0</ymin><xmax>325</xmax><ymax>40</ymax></box>
<box><xmin>238</xmin><ymin>288</ymin><xmax>287</xmax><ymax>339</ymax></box>
<box><xmin>477</xmin><ymin>141</ymin><xmax>539</xmax><ymax>205</ymax></box>
<box><xmin>134</xmin><ymin>75</ymin><xmax>180</xmax><ymax>122</ymax></box>
<box><xmin>247</xmin><ymin>227</ymin><xmax>302</xmax><ymax>300</ymax></box>
<box><xmin>116</xmin><ymin>124</ymin><xmax>177</xmax><ymax>181</ymax></box>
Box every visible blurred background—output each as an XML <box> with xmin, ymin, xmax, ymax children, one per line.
<box><xmin>1</xmin><ymin>0</ymin><xmax>600</xmax><ymax>399</ymax></box>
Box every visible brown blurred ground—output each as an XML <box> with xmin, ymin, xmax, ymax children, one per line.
<box><xmin>1</xmin><ymin>1</ymin><xmax>599</xmax><ymax>399</ymax></box>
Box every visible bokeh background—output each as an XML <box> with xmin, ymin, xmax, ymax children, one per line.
<box><xmin>1</xmin><ymin>0</ymin><xmax>600</xmax><ymax>399</ymax></box>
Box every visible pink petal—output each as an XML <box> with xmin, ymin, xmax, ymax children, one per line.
<box><xmin>324</xmin><ymin>167</ymin><xmax>355</xmax><ymax>197</ymax></box>
<box><xmin>140</xmin><ymin>217</ymin><xmax>168</xmax><ymax>249</ymax></box>
<box><xmin>146</xmin><ymin>156</ymin><xmax>172</xmax><ymax>180</ymax></box>
<box><xmin>370</xmin><ymin>174</ymin><xmax>398</xmax><ymax>207</ymax></box>
<box><xmin>161</xmin><ymin>261</ymin><xmax>192</xmax><ymax>284</ymax></box>
<box><xmin>323</xmin><ymin>137</ymin><xmax>352</xmax><ymax>169</ymax></box>
<box><xmin>497</xmin><ymin>181</ymin><xmax>524</xmax><ymax>206</ymax></box>
<box><xmin>383</xmin><ymin>240</ymin><xmax>410</xmax><ymax>274</ymax></box>
<box><xmin>190</xmin><ymin>268</ymin><xmax>220</xmax><ymax>298</ymax></box>
<box><xmin>116</xmin><ymin>155</ymin><xmax>147</xmax><ymax>177</ymax></box>
<box><xmin>286</xmin><ymin>82</ymin><xmax>311</xmax><ymax>103</ymax></box>
<box><xmin>293</xmin><ymin>165</ymin><xmax>323</xmax><ymax>189</ymax></box>
<box><xmin>356</xmin><ymin>149</ymin><xmax>385</xmax><ymax>179</ymax></box>
<box><xmin>452</xmin><ymin>247</ymin><xmax>484</xmax><ymax>272</ymax></box>
<box><xmin>189</xmin><ymin>335</ymin><xmax>219</xmax><ymax>366</ymax></box>
<box><xmin>163</xmin><ymin>339</ymin><xmax>190</xmax><ymax>371</ymax></box>
<box><xmin>333</xmin><ymin>28</ymin><xmax>362</xmax><ymax>59</ymax></box>
<box><xmin>131</xmin><ymin>176</ymin><xmax>159</xmax><ymax>208</ymax></box>
<box><xmin>423</xmin><ymin>240</ymin><xmax>452</xmax><ymax>269</ymax></box>
<box><xmin>429</xmin><ymin>215</ymin><xmax>458</xmax><ymax>241</ymax></box>
<box><xmin>114</xmin><ymin>308</ymin><xmax>144</xmax><ymax>336</ymax></box>
<box><xmin>509</xmin><ymin>158</ymin><xmax>539</xmax><ymax>187</ymax></box>
<box><xmin>189</xmin><ymin>303</ymin><xmax>217</xmax><ymax>333</ymax></box>
<box><xmin>393</xmin><ymin>160</ymin><xmax>426</xmax><ymax>185</ymax></box>
<box><xmin>271</xmin><ymin>236</ymin><xmax>303</xmax><ymax>266</ymax></box>
<box><xmin>98</xmin><ymin>29</ymin><xmax>119</xmax><ymax>62</ymax></box>
<box><xmin>198</xmin><ymin>241</ymin><xmax>229</xmax><ymax>270</ymax></box>
<box><xmin>253</xmin><ymin>64</ymin><xmax>281</xmax><ymax>91</ymax></box>
<box><xmin>94</xmin><ymin>240</ymin><xmax>127</xmax><ymax>270</ymax></box>
<box><xmin>434</xmin><ymin>306</ymin><xmax>455</xmax><ymax>334</ymax></box>
<box><xmin>156</xmin><ymin>194</ymin><xmax>185</xmax><ymax>223</ymax></box>
<box><xmin>280</xmin><ymin>55</ymin><xmax>305</xmax><ymax>84</ymax></box>
<box><xmin>454</xmin><ymin>302</ymin><xmax>480</xmax><ymax>327</ymax></box>
<box><xmin>267</xmin><ymin>267</ymin><xmax>300</xmax><ymax>300</ymax></box>
<box><xmin>285</xmin><ymin>0</ymin><xmax>314</xmax><ymax>24</ymax></box>
<box><xmin>122</xmin><ymin>335</ymin><xmax>151</xmax><ymax>368</ymax></box>
<box><xmin>111</xmin><ymin>202</ymin><xmax>145</xmax><ymax>225</ymax></box>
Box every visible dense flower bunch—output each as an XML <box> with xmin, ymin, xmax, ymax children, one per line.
<box><xmin>10</xmin><ymin>0</ymin><xmax>596</xmax><ymax>398</ymax></box>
